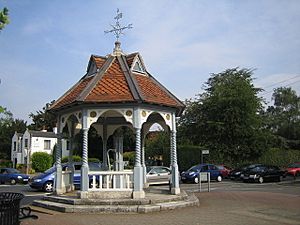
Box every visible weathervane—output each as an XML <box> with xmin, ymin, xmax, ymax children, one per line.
<box><xmin>104</xmin><ymin>9</ymin><xmax>133</xmax><ymax>41</ymax></box>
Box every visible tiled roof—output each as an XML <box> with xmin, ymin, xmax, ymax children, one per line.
<box><xmin>134</xmin><ymin>73</ymin><xmax>180</xmax><ymax>107</ymax></box>
<box><xmin>49</xmin><ymin>52</ymin><xmax>184</xmax><ymax>114</ymax></box>
<box><xmin>85</xmin><ymin>60</ymin><xmax>134</xmax><ymax>102</ymax></box>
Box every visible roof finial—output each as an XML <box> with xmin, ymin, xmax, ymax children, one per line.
<box><xmin>105</xmin><ymin>9</ymin><xmax>133</xmax><ymax>55</ymax></box>
<box><xmin>105</xmin><ymin>8</ymin><xmax>133</xmax><ymax>41</ymax></box>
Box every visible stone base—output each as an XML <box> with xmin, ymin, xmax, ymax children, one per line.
<box><xmin>132</xmin><ymin>190</ymin><xmax>145</xmax><ymax>199</ymax></box>
<box><xmin>77</xmin><ymin>190</ymin><xmax>133</xmax><ymax>199</ymax></box>
<box><xmin>171</xmin><ymin>187</ymin><xmax>180</xmax><ymax>195</ymax></box>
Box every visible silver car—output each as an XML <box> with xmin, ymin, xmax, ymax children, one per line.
<box><xmin>146</xmin><ymin>166</ymin><xmax>171</xmax><ymax>185</ymax></box>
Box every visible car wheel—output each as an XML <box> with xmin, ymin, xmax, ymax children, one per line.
<box><xmin>43</xmin><ymin>181</ymin><xmax>53</xmax><ymax>192</ymax></box>
<box><xmin>277</xmin><ymin>176</ymin><xmax>283</xmax><ymax>182</ymax></box>
<box><xmin>296</xmin><ymin>172</ymin><xmax>300</xmax><ymax>177</ymax></box>
<box><xmin>10</xmin><ymin>178</ymin><xmax>17</xmax><ymax>185</ymax></box>
<box><xmin>216</xmin><ymin>175</ymin><xmax>222</xmax><ymax>182</ymax></box>
<box><xmin>258</xmin><ymin>176</ymin><xmax>264</xmax><ymax>184</ymax></box>
<box><xmin>194</xmin><ymin>177</ymin><xmax>199</xmax><ymax>184</ymax></box>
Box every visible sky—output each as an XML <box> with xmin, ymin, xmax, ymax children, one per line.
<box><xmin>0</xmin><ymin>0</ymin><xmax>300</xmax><ymax>123</ymax></box>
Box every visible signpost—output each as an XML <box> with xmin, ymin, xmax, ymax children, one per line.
<box><xmin>201</xmin><ymin>149</ymin><xmax>209</xmax><ymax>164</ymax></box>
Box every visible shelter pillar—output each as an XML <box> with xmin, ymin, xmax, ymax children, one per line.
<box><xmin>54</xmin><ymin>133</ymin><xmax>63</xmax><ymax>195</ymax></box>
<box><xmin>114</xmin><ymin>135</ymin><xmax>124</xmax><ymax>171</ymax></box>
<box><xmin>102</xmin><ymin>124</ymin><xmax>108</xmax><ymax>170</ymax></box>
<box><xmin>68</xmin><ymin>137</ymin><xmax>75</xmax><ymax>191</ymax></box>
<box><xmin>133</xmin><ymin>127</ymin><xmax>145</xmax><ymax>198</ymax></box>
<box><xmin>170</xmin><ymin>114</ymin><xmax>180</xmax><ymax>195</ymax></box>
<box><xmin>80</xmin><ymin>128</ymin><xmax>89</xmax><ymax>192</ymax></box>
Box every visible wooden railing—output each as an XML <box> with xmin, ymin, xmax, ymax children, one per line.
<box><xmin>88</xmin><ymin>170</ymin><xmax>133</xmax><ymax>191</ymax></box>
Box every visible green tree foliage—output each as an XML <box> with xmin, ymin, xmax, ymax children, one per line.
<box><xmin>29</xmin><ymin>101</ymin><xmax>57</xmax><ymax>131</ymax></box>
<box><xmin>0</xmin><ymin>7</ymin><xmax>9</xmax><ymax>31</ymax></box>
<box><xmin>0</xmin><ymin>107</ymin><xmax>27</xmax><ymax>159</ymax></box>
<box><xmin>178</xmin><ymin>68</ymin><xmax>269</xmax><ymax>164</ymax></box>
<box><xmin>264</xmin><ymin>87</ymin><xmax>300</xmax><ymax>149</ymax></box>
<box><xmin>31</xmin><ymin>152</ymin><xmax>53</xmax><ymax>172</ymax></box>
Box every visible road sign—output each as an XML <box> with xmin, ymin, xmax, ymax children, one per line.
<box><xmin>202</xmin><ymin>150</ymin><xmax>209</xmax><ymax>154</ymax></box>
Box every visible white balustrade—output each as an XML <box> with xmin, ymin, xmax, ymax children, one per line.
<box><xmin>88</xmin><ymin>170</ymin><xmax>133</xmax><ymax>191</ymax></box>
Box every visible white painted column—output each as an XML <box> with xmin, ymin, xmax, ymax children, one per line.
<box><xmin>81</xmin><ymin>127</ymin><xmax>89</xmax><ymax>192</ymax></box>
<box><xmin>54</xmin><ymin>131</ymin><xmax>63</xmax><ymax>195</ymax></box>
<box><xmin>133</xmin><ymin>127</ymin><xmax>145</xmax><ymax>198</ymax></box>
<box><xmin>170</xmin><ymin>114</ymin><xmax>180</xmax><ymax>195</ymax></box>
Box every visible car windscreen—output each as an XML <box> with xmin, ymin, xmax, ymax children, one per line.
<box><xmin>44</xmin><ymin>167</ymin><xmax>56</xmax><ymax>174</ymax></box>
<box><xmin>250</xmin><ymin>166</ymin><xmax>266</xmax><ymax>172</ymax></box>
<box><xmin>7</xmin><ymin>168</ymin><xmax>20</xmax><ymax>174</ymax></box>
<box><xmin>188</xmin><ymin>166</ymin><xmax>200</xmax><ymax>172</ymax></box>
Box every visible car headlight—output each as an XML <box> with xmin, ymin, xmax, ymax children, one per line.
<box><xmin>34</xmin><ymin>179</ymin><xmax>42</xmax><ymax>183</ymax></box>
<box><xmin>249</xmin><ymin>174</ymin><xmax>258</xmax><ymax>178</ymax></box>
<box><xmin>17</xmin><ymin>175</ymin><xmax>22</xmax><ymax>179</ymax></box>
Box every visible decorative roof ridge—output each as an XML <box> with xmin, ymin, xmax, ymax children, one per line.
<box><xmin>77</xmin><ymin>55</ymin><xmax>115</xmax><ymax>101</ymax></box>
<box><xmin>117</xmin><ymin>55</ymin><xmax>144</xmax><ymax>101</ymax></box>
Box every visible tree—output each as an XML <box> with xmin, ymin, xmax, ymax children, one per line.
<box><xmin>0</xmin><ymin>107</ymin><xmax>27</xmax><ymax>159</ymax></box>
<box><xmin>29</xmin><ymin>101</ymin><xmax>57</xmax><ymax>131</ymax></box>
<box><xmin>178</xmin><ymin>68</ymin><xmax>269</xmax><ymax>164</ymax></box>
<box><xmin>265</xmin><ymin>87</ymin><xmax>300</xmax><ymax>149</ymax></box>
<box><xmin>0</xmin><ymin>7</ymin><xmax>9</xmax><ymax>31</ymax></box>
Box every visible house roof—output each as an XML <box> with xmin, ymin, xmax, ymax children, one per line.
<box><xmin>29</xmin><ymin>130</ymin><xmax>57</xmax><ymax>138</ymax></box>
<box><xmin>49</xmin><ymin>47</ymin><xmax>185</xmax><ymax>115</ymax></box>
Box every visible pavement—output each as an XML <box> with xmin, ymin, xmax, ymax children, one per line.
<box><xmin>21</xmin><ymin>190</ymin><xmax>300</xmax><ymax>225</ymax></box>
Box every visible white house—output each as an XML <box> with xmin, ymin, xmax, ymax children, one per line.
<box><xmin>11</xmin><ymin>129</ymin><xmax>69</xmax><ymax>168</ymax></box>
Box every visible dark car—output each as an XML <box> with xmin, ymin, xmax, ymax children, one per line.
<box><xmin>146</xmin><ymin>166</ymin><xmax>171</xmax><ymax>185</ymax></box>
<box><xmin>29</xmin><ymin>162</ymin><xmax>102</xmax><ymax>192</ymax></box>
<box><xmin>181</xmin><ymin>163</ymin><xmax>223</xmax><ymax>183</ymax></box>
<box><xmin>242</xmin><ymin>165</ymin><xmax>285</xmax><ymax>183</ymax></box>
<box><xmin>285</xmin><ymin>162</ymin><xmax>300</xmax><ymax>177</ymax></box>
<box><xmin>0</xmin><ymin>168</ymin><xmax>30</xmax><ymax>185</ymax></box>
<box><xmin>229</xmin><ymin>164</ymin><xmax>262</xmax><ymax>180</ymax></box>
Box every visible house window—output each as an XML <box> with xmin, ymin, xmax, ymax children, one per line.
<box><xmin>44</xmin><ymin>140</ymin><xmax>51</xmax><ymax>150</ymax></box>
<box><xmin>13</xmin><ymin>141</ymin><xmax>17</xmax><ymax>151</ymax></box>
<box><xmin>24</xmin><ymin>139</ymin><xmax>28</xmax><ymax>148</ymax></box>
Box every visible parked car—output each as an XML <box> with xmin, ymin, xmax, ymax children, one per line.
<box><xmin>181</xmin><ymin>164</ymin><xmax>223</xmax><ymax>183</ymax></box>
<box><xmin>146</xmin><ymin>166</ymin><xmax>171</xmax><ymax>185</ymax></box>
<box><xmin>229</xmin><ymin>164</ymin><xmax>262</xmax><ymax>180</ymax></box>
<box><xmin>29</xmin><ymin>162</ymin><xmax>102</xmax><ymax>192</ymax></box>
<box><xmin>216</xmin><ymin>165</ymin><xmax>231</xmax><ymax>179</ymax></box>
<box><xmin>0</xmin><ymin>168</ymin><xmax>30</xmax><ymax>185</ymax></box>
<box><xmin>242</xmin><ymin>165</ymin><xmax>285</xmax><ymax>183</ymax></box>
<box><xmin>285</xmin><ymin>162</ymin><xmax>300</xmax><ymax>177</ymax></box>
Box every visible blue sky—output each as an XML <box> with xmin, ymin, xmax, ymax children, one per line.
<box><xmin>0</xmin><ymin>0</ymin><xmax>299</xmax><ymax>122</ymax></box>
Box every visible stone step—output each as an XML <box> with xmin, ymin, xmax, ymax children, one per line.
<box><xmin>32</xmin><ymin>192</ymin><xmax>199</xmax><ymax>214</ymax></box>
<box><xmin>42</xmin><ymin>191</ymin><xmax>188</xmax><ymax>206</ymax></box>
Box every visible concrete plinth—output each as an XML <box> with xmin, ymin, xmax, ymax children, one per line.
<box><xmin>132</xmin><ymin>190</ymin><xmax>145</xmax><ymax>199</ymax></box>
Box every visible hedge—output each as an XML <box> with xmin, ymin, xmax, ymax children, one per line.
<box><xmin>31</xmin><ymin>152</ymin><xmax>53</xmax><ymax>172</ymax></box>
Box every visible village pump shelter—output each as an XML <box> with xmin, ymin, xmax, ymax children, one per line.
<box><xmin>48</xmin><ymin>41</ymin><xmax>185</xmax><ymax>199</ymax></box>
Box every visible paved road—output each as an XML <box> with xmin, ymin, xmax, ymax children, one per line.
<box><xmin>1</xmin><ymin>177</ymin><xmax>300</xmax><ymax>225</ymax></box>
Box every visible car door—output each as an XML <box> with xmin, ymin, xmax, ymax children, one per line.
<box><xmin>208</xmin><ymin>165</ymin><xmax>220</xmax><ymax>179</ymax></box>
<box><xmin>147</xmin><ymin>168</ymin><xmax>158</xmax><ymax>183</ymax></box>
<box><xmin>154</xmin><ymin>167</ymin><xmax>171</xmax><ymax>184</ymax></box>
<box><xmin>0</xmin><ymin>168</ymin><xmax>9</xmax><ymax>183</ymax></box>
<box><xmin>0</xmin><ymin>168</ymin><xmax>5</xmax><ymax>183</ymax></box>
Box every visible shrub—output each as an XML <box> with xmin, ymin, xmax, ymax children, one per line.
<box><xmin>123</xmin><ymin>151</ymin><xmax>135</xmax><ymax>168</ymax></box>
<box><xmin>258</xmin><ymin>148</ymin><xmax>300</xmax><ymax>167</ymax></box>
<box><xmin>31</xmin><ymin>152</ymin><xmax>53</xmax><ymax>172</ymax></box>
<box><xmin>88</xmin><ymin>158</ymin><xmax>100</xmax><ymax>163</ymax></box>
<box><xmin>61</xmin><ymin>155</ymin><xmax>82</xmax><ymax>163</ymax></box>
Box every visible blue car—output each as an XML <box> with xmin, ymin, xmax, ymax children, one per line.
<box><xmin>29</xmin><ymin>162</ymin><xmax>102</xmax><ymax>192</ymax></box>
<box><xmin>181</xmin><ymin>164</ymin><xmax>223</xmax><ymax>183</ymax></box>
<box><xmin>0</xmin><ymin>168</ymin><xmax>30</xmax><ymax>185</ymax></box>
